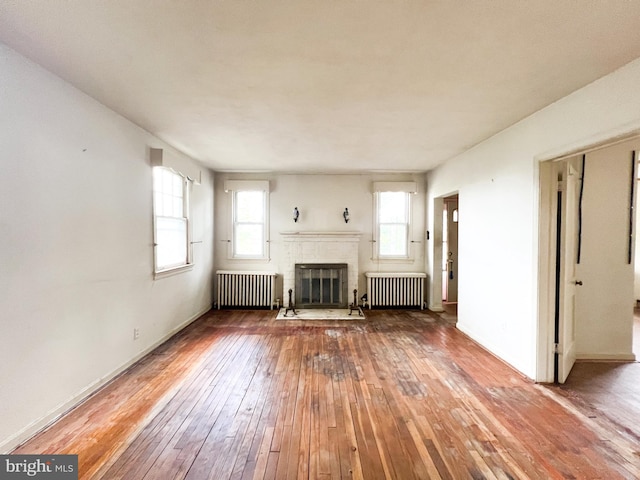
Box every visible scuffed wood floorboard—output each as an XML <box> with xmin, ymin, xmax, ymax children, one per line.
<box><xmin>13</xmin><ymin>310</ymin><xmax>640</xmax><ymax>479</ymax></box>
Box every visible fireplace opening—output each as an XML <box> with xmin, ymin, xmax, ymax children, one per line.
<box><xmin>295</xmin><ymin>263</ymin><xmax>348</xmax><ymax>308</ymax></box>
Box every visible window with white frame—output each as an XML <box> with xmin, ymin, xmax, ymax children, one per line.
<box><xmin>233</xmin><ymin>190</ymin><xmax>267</xmax><ymax>257</ymax></box>
<box><xmin>153</xmin><ymin>167</ymin><xmax>191</xmax><ymax>272</ymax></box>
<box><xmin>226</xmin><ymin>180</ymin><xmax>270</xmax><ymax>259</ymax></box>
<box><xmin>373</xmin><ymin>182</ymin><xmax>415</xmax><ymax>259</ymax></box>
<box><xmin>378</xmin><ymin>191</ymin><xmax>410</xmax><ymax>256</ymax></box>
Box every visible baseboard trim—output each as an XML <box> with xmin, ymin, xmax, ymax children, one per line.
<box><xmin>576</xmin><ymin>353</ymin><xmax>636</xmax><ymax>362</ymax></box>
<box><xmin>0</xmin><ymin>306</ymin><xmax>211</xmax><ymax>454</ymax></box>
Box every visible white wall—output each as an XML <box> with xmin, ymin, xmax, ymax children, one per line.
<box><xmin>0</xmin><ymin>44</ymin><xmax>214</xmax><ymax>451</ymax></box>
<box><xmin>426</xmin><ymin>56</ymin><xmax>640</xmax><ymax>379</ymax></box>
<box><xmin>214</xmin><ymin>173</ymin><xmax>427</xmax><ymax>298</ymax></box>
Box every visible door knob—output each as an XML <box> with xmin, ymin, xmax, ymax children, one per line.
<box><xmin>574</xmin><ymin>280</ymin><xmax>583</xmax><ymax>286</ymax></box>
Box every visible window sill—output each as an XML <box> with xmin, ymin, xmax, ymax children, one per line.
<box><xmin>228</xmin><ymin>257</ymin><xmax>272</xmax><ymax>263</ymax></box>
<box><xmin>371</xmin><ymin>257</ymin><xmax>415</xmax><ymax>264</ymax></box>
<box><xmin>154</xmin><ymin>263</ymin><xmax>194</xmax><ymax>280</ymax></box>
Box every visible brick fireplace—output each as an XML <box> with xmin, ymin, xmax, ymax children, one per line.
<box><xmin>280</xmin><ymin>232</ymin><xmax>362</xmax><ymax>307</ymax></box>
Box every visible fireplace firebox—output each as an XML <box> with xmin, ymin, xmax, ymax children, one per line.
<box><xmin>295</xmin><ymin>263</ymin><xmax>348</xmax><ymax>308</ymax></box>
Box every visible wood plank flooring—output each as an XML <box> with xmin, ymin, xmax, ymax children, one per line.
<box><xmin>13</xmin><ymin>310</ymin><xmax>640</xmax><ymax>479</ymax></box>
<box><xmin>546</xmin><ymin>314</ymin><xmax>640</xmax><ymax>459</ymax></box>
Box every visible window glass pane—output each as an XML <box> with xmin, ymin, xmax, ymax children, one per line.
<box><xmin>153</xmin><ymin>167</ymin><xmax>163</xmax><ymax>192</ymax></box>
<box><xmin>173</xmin><ymin>197</ymin><xmax>183</xmax><ymax>217</ymax></box>
<box><xmin>153</xmin><ymin>167</ymin><xmax>190</xmax><ymax>272</ymax></box>
<box><xmin>230</xmin><ymin>187</ymin><xmax>268</xmax><ymax>259</ymax></box>
<box><xmin>379</xmin><ymin>224</ymin><xmax>407</xmax><ymax>256</ymax></box>
<box><xmin>154</xmin><ymin>168</ymin><xmax>185</xmax><ymax>219</ymax></box>
<box><xmin>159</xmin><ymin>194</ymin><xmax>169</xmax><ymax>217</ymax></box>
<box><xmin>162</xmin><ymin>169</ymin><xmax>173</xmax><ymax>194</ymax></box>
<box><xmin>379</xmin><ymin>192</ymin><xmax>407</xmax><ymax>222</ymax></box>
<box><xmin>156</xmin><ymin>217</ymin><xmax>187</xmax><ymax>269</ymax></box>
<box><xmin>173</xmin><ymin>175</ymin><xmax>183</xmax><ymax>198</ymax></box>
<box><xmin>236</xmin><ymin>191</ymin><xmax>264</xmax><ymax>222</ymax></box>
<box><xmin>154</xmin><ymin>196</ymin><xmax>163</xmax><ymax>216</ymax></box>
<box><xmin>234</xmin><ymin>224</ymin><xmax>264</xmax><ymax>256</ymax></box>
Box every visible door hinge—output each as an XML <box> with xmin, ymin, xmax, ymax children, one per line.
<box><xmin>554</xmin><ymin>343</ymin><xmax>562</xmax><ymax>355</ymax></box>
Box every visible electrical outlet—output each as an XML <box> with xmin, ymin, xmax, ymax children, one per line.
<box><xmin>133</xmin><ymin>328</ymin><xmax>140</xmax><ymax>340</ymax></box>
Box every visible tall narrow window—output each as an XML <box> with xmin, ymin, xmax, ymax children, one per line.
<box><xmin>233</xmin><ymin>190</ymin><xmax>267</xmax><ymax>258</ymax></box>
<box><xmin>153</xmin><ymin>167</ymin><xmax>190</xmax><ymax>273</ymax></box>
<box><xmin>377</xmin><ymin>191</ymin><xmax>410</xmax><ymax>257</ymax></box>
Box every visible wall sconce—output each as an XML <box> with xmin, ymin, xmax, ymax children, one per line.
<box><xmin>343</xmin><ymin>207</ymin><xmax>350</xmax><ymax>223</ymax></box>
<box><xmin>293</xmin><ymin>207</ymin><xmax>300</xmax><ymax>223</ymax></box>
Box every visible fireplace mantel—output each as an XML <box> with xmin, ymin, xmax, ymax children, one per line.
<box><xmin>279</xmin><ymin>232</ymin><xmax>362</xmax><ymax>303</ymax></box>
<box><xmin>280</xmin><ymin>231</ymin><xmax>362</xmax><ymax>241</ymax></box>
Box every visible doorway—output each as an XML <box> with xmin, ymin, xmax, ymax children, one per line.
<box><xmin>538</xmin><ymin>138</ymin><xmax>638</xmax><ymax>384</ymax></box>
<box><xmin>442</xmin><ymin>195</ymin><xmax>459</xmax><ymax>305</ymax></box>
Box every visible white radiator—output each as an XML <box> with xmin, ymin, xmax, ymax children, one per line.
<box><xmin>365</xmin><ymin>272</ymin><xmax>426</xmax><ymax>309</ymax></box>
<box><xmin>216</xmin><ymin>271</ymin><xmax>277</xmax><ymax>309</ymax></box>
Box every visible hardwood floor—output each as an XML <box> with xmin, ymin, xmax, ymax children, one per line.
<box><xmin>13</xmin><ymin>310</ymin><xmax>640</xmax><ymax>479</ymax></box>
<box><xmin>546</xmin><ymin>313</ymin><xmax>640</xmax><ymax>460</ymax></box>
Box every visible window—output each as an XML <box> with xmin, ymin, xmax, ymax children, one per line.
<box><xmin>372</xmin><ymin>181</ymin><xmax>416</xmax><ymax>260</ymax></box>
<box><xmin>233</xmin><ymin>190</ymin><xmax>267</xmax><ymax>258</ymax></box>
<box><xmin>224</xmin><ymin>180</ymin><xmax>270</xmax><ymax>260</ymax></box>
<box><xmin>153</xmin><ymin>167</ymin><xmax>191</xmax><ymax>273</ymax></box>
<box><xmin>377</xmin><ymin>191</ymin><xmax>410</xmax><ymax>257</ymax></box>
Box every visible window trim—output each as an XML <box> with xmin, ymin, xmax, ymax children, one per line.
<box><xmin>231</xmin><ymin>189</ymin><xmax>269</xmax><ymax>259</ymax></box>
<box><xmin>372</xmin><ymin>182</ymin><xmax>417</xmax><ymax>262</ymax></box>
<box><xmin>153</xmin><ymin>166</ymin><xmax>193</xmax><ymax>278</ymax></box>
<box><xmin>225</xmin><ymin>180</ymin><xmax>270</xmax><ymax>261</ymax></box>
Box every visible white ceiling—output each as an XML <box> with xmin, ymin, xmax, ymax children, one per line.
<box><xmin>2</xmin><ymin>1</ymin><xmax>640</xmax><ymax>173</ymax></box>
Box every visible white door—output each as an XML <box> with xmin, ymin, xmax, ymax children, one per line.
<box><xmin>576</xmin><ymin>142</ymin><xmax>636</xmax><ymax>359</ymax></box>
<box><xmin>557</xmin><ymin>160</ymin><xmax>580</xmax><ymax>383</ymax></box>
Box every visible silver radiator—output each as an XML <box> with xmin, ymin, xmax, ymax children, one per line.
<box><xmin>365</xmin><ymin>272</ymin><xmax>426</xmax><ymax>309</ymax></box>
<box><xmin>216</xmin><ymin>271</ymin><xmax>277</xmax><ymax>309</ymax></box>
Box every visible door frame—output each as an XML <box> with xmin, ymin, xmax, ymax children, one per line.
<box><xmin>430</xmin><ymin>191</ymin><xmax>459</xmax><ymax>312</ymax></box>
<box><xmin>536</xmin><ymin>131</ymin><xmax>640</xmax><ymax>383</ymax></box>
<box><xmin>443</xmin><ymin>195</ymin><xmax>459</xmax><ymax>304</ymax></box>
<box><xmin>537</xmin><ymin>159</ymin><xmax>563</xmax><ymax>383</ymax></box>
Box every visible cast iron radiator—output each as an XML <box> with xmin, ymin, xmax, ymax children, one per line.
<box><xmin>216</xmin><ymin>271</ymin><xmax>277</xmax><ymax>309</ymax></box>
<box><xmin>365</xmin><ymin>272</ymin><xmax>426</xmax><ymax>309</ymax></box>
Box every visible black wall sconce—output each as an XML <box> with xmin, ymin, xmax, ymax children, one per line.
<box><xmin>293</xmin><ymin>207</ymin><xmax>300</xmax><ymax>223</ymax></box>
<box><xmin>343</xmin><ymin>207</ymin><xmax>350</xmax><ymax>223</ymax></box>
